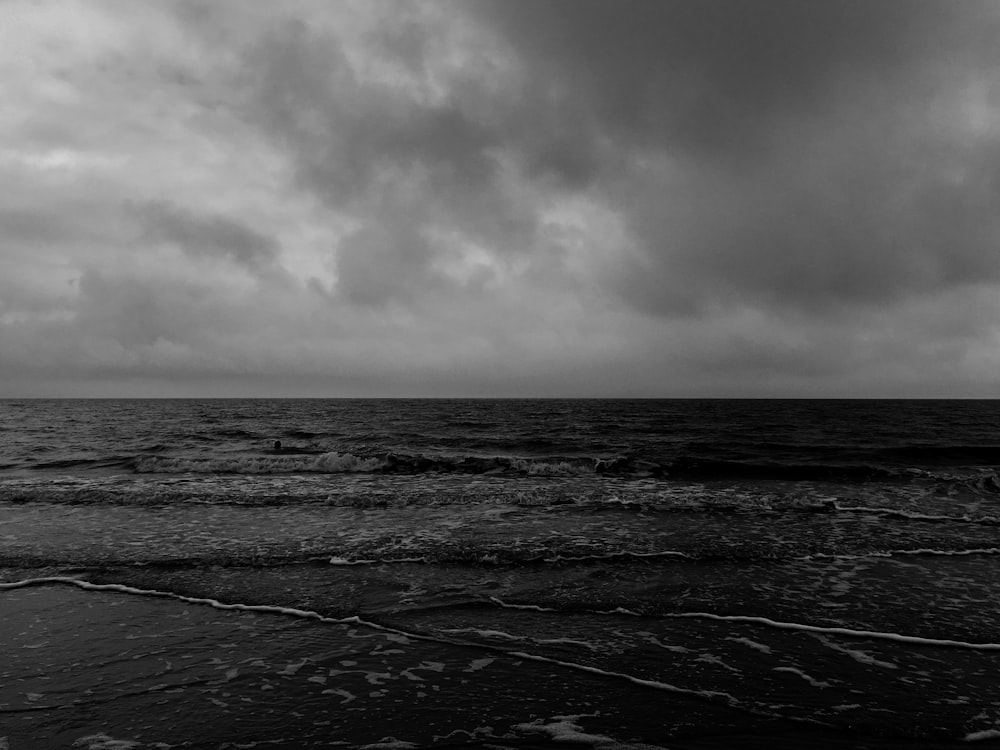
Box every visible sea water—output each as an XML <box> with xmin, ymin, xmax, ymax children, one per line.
<box><xmin>2</xmin><ymin>398</ymin><xmax>1000</xmax><ymax>749</ymax></box>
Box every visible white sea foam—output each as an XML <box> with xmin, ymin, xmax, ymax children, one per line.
<box><xmin>441</xmin><ymin>627</ymin><xmax>525</xmax><ymax>641</ymax></box>
<box><xmin>662</xmin><ymin>611</ymin><xmax>1000</xmax><ymax>651</ymax></box>
<box><xmin>773</xmin><ymin>666</ymin><xmax>832</xmax><ymax>688</ymax></box>
<box><xmin>726</xmin><ymin>636</ymin><xmax>772</xmax><ymax>654</ymax></box>
<box><xmin>888</xmin><ymin>547</ymin><xmax>1000</xmax><ymax>557</ymax></box>
<box><xmin>488</xmin><ymin>594</ymin><xmax>1000</xmax><ymax>652</ymax></box>
<box><xmin>696</xmin><ymin>652</ymin><xmax>740</xmax><ymax>673</ymax></box>
<box><xmin>359</xmin><ymin>738</ymin><xmax>418</xmax><ymax>750</ymax></box>
<box><xmin>543</xmin><ymin>550</ymin><xmax>692</xmax><ymax>563</ymax></box>
<box><xmin>328</xmin><ymin>556</ymin><xmax>429</xmax><ymax>565</ymax></box>
<box><xmin>464</xmin><ymin>657</ymin><xmax>496</xmax><ymax>672</ymax></box>
<box><xmin>399</xmin><ymin>661</ymin><xmax>445</xmax><ymax>683</ymax></box>
<box><xmin>12</xmin><ymin>578</ymin><xmax>996</xmax><ymax>661</ymax></box>
<box><xmin>135</xmin><ymin>452</ymin><xmax>388</xmax><ymax>475</ymax></box>
<box><xmin>329</xmin><ymin>557</ymin><xmax>374</xmax><ymax>565</ymax></box>
<box><xmin>803</xmin><ymin>548</ymin><xmax>1000</xmax><ymax>561</ymax></box>
<box><xmin>0</xmin><ymin>576</ymin><xmax>837</xmax><ymax>727</ymax></box>
<box><xmin>832</xmin><ymin>501</ymin><xmax>998</xmax><ymax>525</ymax></box>
<box><xmin>70</xmin><ymin>735</ymin><xmax>141</xmax><ymax>750</ymax></box>
<box><xmin>966</xmin><ymin>728</ymin><xmax>1000</xmax><ymax>742</ymax></box>
<box><xmin>635</xmin><ymin>631</ymin><xmax>692</xmax><ymax>653</ymax></box>
<box><xmin>320</xmin><ymin>687</ymin><xmax>356</xmax><ymax>703</ymax></box>
<box><xmin>0</xmin><ymin>577</ymin><xmax>385</xmax><ymax>636</ymax></box>
<box><xmin>535</xmin><ymin>637</ymin><xmax>602</xmax><ymax>651</ymax></box>
<box><xmin>278</xmin><ymin>657</ymin><xmax>310</xmax><ymax>676</ymax></box>
<box><xmin>431</xmin><ymin>727</ymin><xmax>501</xmax><ymax>744</ymax></box>
<box><xmin>810</xmin><ymin>633</ymin><xmax>898</xmax><ymax>669</ymax></box>
<box><xmin>514</xmin><ymin>714</ymin><xmax>680</xmax><ymax>749</ymax></box>
<box><xmin>515</xmin><ymin>716</ymin><xmax>616</xmax><ymax>746</ymax></box>
<box><xmin>504</xmin><ymin>648</ymin><xmax>748</xmax><ymax>710</ymax></box>
<box><xmin>10</xmin><ymin>573</ymin><xmax>988</xmax><ymax>739</ymax></box>
<box><xmin>487</xmin><ymin>597</ymin><xmax>557</xmax><ymax>612</ymax></box>
<box><xmin>509</xmin><ymin>458</ymin><xmax>591</xmax><ymax>476</ymax></box>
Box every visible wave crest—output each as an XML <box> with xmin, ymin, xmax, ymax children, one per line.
<box><xmin>135</xmin><ymin>452</ymin><xmax>387</xmax><ymax>475</ymax></box>
<box><xmin>132</xmin><ymin>451</ymin><xmax>604</xmax><ymax>476</ymax></box>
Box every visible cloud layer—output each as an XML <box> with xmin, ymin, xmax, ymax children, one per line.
<box><xmin>2</xmin><ymin>0</ymin><xmax>1000</xmax><ymax>396</ymax></box>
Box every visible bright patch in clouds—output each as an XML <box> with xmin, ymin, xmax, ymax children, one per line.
<box><xmin>2</xmin><ymin>0</ymin><xmax>1000</xmax><ymax>396</ymax></box>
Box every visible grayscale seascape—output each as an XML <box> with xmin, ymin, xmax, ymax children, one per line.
<box><xmin>3</xmin><ymin>398</ymin><xmax>1000</xmax><ymax>749</ymax></box>
<box><xmin>6</xmin><ymin>1</ymin><xmax>1000</xmax><ymax>748</ymax></box>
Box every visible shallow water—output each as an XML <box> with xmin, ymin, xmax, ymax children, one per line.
<box><xmin>2</xmin><ymin>399</ymin><xmax>1000</xmax><ymax>748</ymax></box>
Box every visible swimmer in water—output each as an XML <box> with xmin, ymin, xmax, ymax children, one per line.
<box><xmin>272</xmin><ymin>439</ymin><xmax>316</xmax><ymax>455</ymax></box>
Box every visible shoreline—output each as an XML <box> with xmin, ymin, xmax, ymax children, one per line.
<box><xmin>4</xmin><ymin>574</ymin><xmax>1000</xmax><ymax>749</ymax></box>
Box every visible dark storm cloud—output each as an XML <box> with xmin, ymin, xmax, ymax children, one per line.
<box><xmin>461</xmin><ymin>0</ymin><xmax>1000</xmax><ymax>316</ymax></box>
<box><xmin>75</xmin><ymin>268</ymin><xmax>212</xmax><ymax>348</ymax></box>
<box><xmin>249</xmin><ymin>19</ymin><xmax>495</xmax><ymax>205</ymax></box>
<box><xmin>335</xmin><ymin>210</ymin><xmax>439</xmax><ymax>308</ymax></box>
<box><xmin>4</xmin><ymin>0</ymin><xmax>1000</xmax><ymax>397</ymax></box>
<box><xmin>210</xmin><ymin>0</ymin><xmax>1000</xmax><ymax>379</ymax></box>
<box><xmin>0</xmin><ymin>206</ymin><xmax>91</xmax><ymax>247</ymax></box>
<box><xmin>239</xmin><ymin>16</ymin><xmax>547</xmax><ymax>306</ymax></box>
<box><xmin>136</xmin><ymin>200</ymin><xmax>280</xmax><ymax>274</ymax></box>
<box><xmin>471</xmin><ymin>0</ymin><xmax>970</xmax><ymax>158</ymax></box>
<box><xmin>0</xmin><ymin>198</ymin><xmax>124</xmax><ymax>248</ymax></box>
<box><xmin>615</xmin><ymin>134</ymin><xmax>1000</xmax><ymax>316</ymax></box>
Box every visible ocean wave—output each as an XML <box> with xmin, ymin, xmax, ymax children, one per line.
<box><xmin>210</xmin><ymin>428</ymin><xmax>264</xmax><ymax>439</ymax></box>
<box><xmin>133</xmin><ymin>451</ymin><xmax>604</xmax><ymax>477</ymax></box>
<box><xmin>832</xmin><ymin>502</ymin><xmax>1000</xmax><ymax>525</ymax></box>
<box><xmin>29</xmin><ymin>456</ymin><xmax>137</xmax><ymax>472</ymax></box>
<box><xmin>4</xmin><ymin>476</ymin><xmax>1000</xmax><ymax>532</ymax></box>
<box><xmin>283</xmin><ymin>428</ymin><xmax>325</xmax><ymax>439</ymax></box>
<box><xmin>128</xmin><ymin>451</ymin><xmax>1000</xmax><ymax>485</ymax></box>
<box><xmin>7</xmin><ymin>535</ymin><xmax>999</xmax><ymax>571</ymax></box>
<box><xmin>135</xmin><ymin>452</ymin><xmax>387</xmax><ymax>474</ymax></box>
<box><xmin>959</xmin><ymin>472</ymin><xmax>1000</xmax><ymax>494</ymax></box>
<box><xmin>663</xmin><ymin>458</ymin><xmax>915</xmax><ymax>482</ymax></box>
<box><xmin>13</xmin><ymin>440</ymin><xmax>1000</xmax><ymax>487</ymax></box>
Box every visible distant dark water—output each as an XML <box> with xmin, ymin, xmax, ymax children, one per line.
<box><xmin>2</xmin><ymin>399</ymin><xmax>1000</xmax><ymax>749</ymax></box>
<box><xmin>5</xmin><ymin>398</ymin><xmax>1000</xmax><ymax>480</ymax></box>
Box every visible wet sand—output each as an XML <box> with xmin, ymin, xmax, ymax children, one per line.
<box><xmin>4</xmin><ymin>575</ymin><xmax>1000</xmax><ymax>749</ymax></box>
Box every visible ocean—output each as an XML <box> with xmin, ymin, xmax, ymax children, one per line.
<box><xmin>2</xmin><ymin>398</ymin><xmax>1000</xmax><ymax>749</ymax></box>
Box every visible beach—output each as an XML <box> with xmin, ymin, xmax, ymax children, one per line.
<box><xmin>2</xmin><ymin>399</ymin><xmax>1000</xmax><ymax>748</ymax></box>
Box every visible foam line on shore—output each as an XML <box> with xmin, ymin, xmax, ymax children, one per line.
<box><xmin>888</xmin><ymin>547</ymin><xmax>1000</xmax><ymax>556</ymax></box>
<box><xmin>660</xmin><ymin>612</ymin><xmax>1000</xmax><ymax>651</ymax></box>
<box><xmin>504</xmin><ymin>650</ymin><xmax>741</xmax><ymax>707</ymax></box>
<box><xmin>328</xmin><ymin>556</ymin><xmax>430</xmax><ymax>566</ymax></box>
<box><xmin>966</xmin><ymin>728</ymin><xmax>1000</xmax><ymax>742</ymax></box>
<box><xmin>327</xmin><ymin>550</ymin><xmax>693</xmax><ymax>566</ymax></box>
<box><xmin>832</xmin><ymin>502</ymin><xmax>999</xmax><ymax>525</ymax></box>
<box><xmin>541</xmin><ymin>550</ymin><xmax>693</xmax><ymax>563</ymax></box>
<box><xmin>803</xmin><ymin>547</ymin><xmax>1000</xmax><ymax>561</ymax></box>
<box><xmin>0</xmin><ymin>576</ymin><xmax>352</xmax><ymax>623</ymax></box>
<box><xmin>0</xmin><ymin>576</ymin><xmax>798</xmax><ymax>722</ymax></box>
<box><xmin>496</xmin><ymin>651</ymin><xmax>830</xmax><ymax>728</ymax></box>
<box><xmin>486</xmin><ymin>596</ymin><xmax>1000</xmax><ymax>651</ymax></box>
<box><xmin>488</xmin><ymin>597</ymin><xmax>558</xmax><ymax>612</ymax></box>
<box><xmin>327</xmin><ymin>547</ymin><xmax>1000</xmax><ymax>568</ymax></box>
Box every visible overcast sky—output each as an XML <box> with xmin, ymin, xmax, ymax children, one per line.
<box><xmin>2</xmin><ymin>0</ymin><xmax>1000</xmax><ymax>397</ymax></box>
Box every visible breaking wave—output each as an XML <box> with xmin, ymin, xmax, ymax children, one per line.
<box><xmin>134</xmin><ymin>452</ymin><xmax>601</xmax><ymax>477</ymax></box>
<box><xmin>125</xmin><ymin>452</ymin><xmax>1000</xmax><ymax>487</ymax></box>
